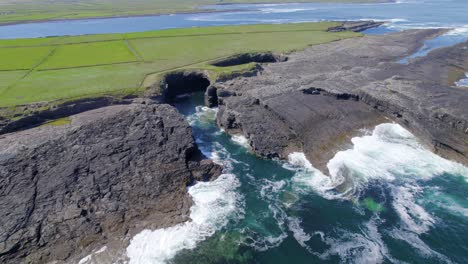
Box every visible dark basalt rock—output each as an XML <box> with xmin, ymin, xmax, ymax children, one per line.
<box><xmin>211</xmin><ymin>52</ymin><xmax>287</xmax><ymax>67</ymax></box>
<box><xmin>0</xmin><ymin>103</ymin><xmax>221</xmax><ymax>264</ymax></box>
<box><xmin>204</xmin><ymin>85</ymin><xmax>219</xmax><ymax>108</ymax></box>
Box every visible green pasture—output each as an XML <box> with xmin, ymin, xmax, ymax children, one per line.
<box><xmin>0</xmin><ymin>22</ymin><xmax>361</xmax><ymax>107</ymax></box>
<box><xmin>38</xmin><ymin>41</ymin><xmax>138</xmax><ymax>69</ymax></box>
<box><xmin>0</xmin><ymin>0</ymin><xmax>378</xmax><ymax>25</ymax></box>
<box><xmin>0</xmin><ymin>46</ymin><xmax>52</xmax><ymax>70</ymax></box>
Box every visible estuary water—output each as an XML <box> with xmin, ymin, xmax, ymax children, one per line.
<box><xmin>1</xmin><ymin>0</ymin><xmax>466</xmax><ymax>62</ymax></box>
<box><xmin>122</xmin><ymin>93</ymin><xmax>468</xmax><ymax>264</ymax></box>
<box><xmin>0</xmin><ymin>0</ymin><xmax>467</xmax><ymax>41</ymax></box>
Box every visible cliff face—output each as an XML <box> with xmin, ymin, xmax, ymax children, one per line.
<box><xmin>0</xmin><ymin>103</ymin><xmax>221</xmax><ymax>263</ymax></box>
<box><xmin>215</xmin><ymin>29</ymin><xmax>468</xmax><ymax>171</ymax></box>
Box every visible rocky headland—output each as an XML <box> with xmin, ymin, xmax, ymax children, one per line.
<box><xmin>212</xmin><ymin>29</ymin><xmax>467</xmax><ymax>172</ymax></box>
<box><xmin>0</xmin><ymin>103</ymin><xmax>221</xmax><ymax>263</ymax></box>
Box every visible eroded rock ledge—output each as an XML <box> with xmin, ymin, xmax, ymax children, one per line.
<box><xmin>0</xmin><ymin>103</ymin><xmax>221</xmax><ymax>264</ymax></box>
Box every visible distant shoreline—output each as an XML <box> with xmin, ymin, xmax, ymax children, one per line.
<box><xmin>0</xmin><ymin>0</ymin><xmax>395</xmax><ymax>28</ymax></box>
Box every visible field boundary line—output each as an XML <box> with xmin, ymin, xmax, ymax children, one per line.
<box><xmin>0</xmin><ymin>68</ymin><xmax>30</xmax><ymax>72</ymax></box>
<box><xmin>36</xmin><ymin>60</ymin><xmax>141</xmax><ymax>71</ymax></box>
<box><xmin>21</xmin><ymin>46</ymin><xmax>58</xmax><ymax>79</ymax></box>
<box><xmin>2</xmin><ymin>46</ymin><xmax>58</xmax><ymax>95</ymax></box>
<box><xmin>0</xmin><ymin>28</ymin><xmax>332</xmax><ymax>49</ymax></box>
<box><xmin>124</xmin><ymin>38</ymin><xmax>144</xmax><ymax>61</ymax></box>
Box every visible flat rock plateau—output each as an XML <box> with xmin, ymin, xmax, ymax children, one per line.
<box><xmin>215</xmin><ymin>29</ymin><xmax>468</xmax><ymax>173</ymax></box>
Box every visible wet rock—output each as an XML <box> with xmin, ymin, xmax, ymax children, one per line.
<box><xmin>204</xmin><ymin>85</ymin><xmax>219</xmax><ymax>107</ymax></box>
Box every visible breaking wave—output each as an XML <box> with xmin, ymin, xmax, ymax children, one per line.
<box><xmin>289</xmin><ymin>123</ymin><xmax>467</xmax><ymax>199</ymax></box>
<box><xmin>231</xmin><ymin>134</ymin><xmax>250</xmax><ymax>149</ymax></box>
<box><xmin>126</xmin><ymin>174</ymin><xmax>242</xmax><ymax>264</ymax></box>
<box><xmin>284</xmin><ymin>123</ymin><xmax>467</xmax><ymax>262</ymax></box>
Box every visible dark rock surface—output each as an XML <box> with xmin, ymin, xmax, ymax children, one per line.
<box><xmin>204</xmin><ymin>85</ymin><xmax>219</xmax><ymax>108</ymax></box>
<box><xmin>327</xmin><ymin>20</ymin><xmax>385</xmax><ymax>32</ymax></box>
<box><xmin>211</xmin><ymin>52</ymin><xmax>287</xmax><ymax>67</ymax></box>
<box><xmin>0</xmin><ymin>103</ymin><xmax>221</xmax><ymax>264</ymax></box>
<box><xmin>215</xmin><ymin>29</ymin><xmax>468</xmax><ymax>172</ymax></box>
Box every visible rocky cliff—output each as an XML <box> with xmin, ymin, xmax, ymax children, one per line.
<box><xmin>0</xmin><ymin>103</ymin><xmax>221</xmax><ymax>263</ymax></box>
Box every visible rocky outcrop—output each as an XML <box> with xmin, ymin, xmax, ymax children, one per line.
<box><xmin>213</xmin><ymin>29</ymin><xmax>468</xmax><ymax>172</ymax></box>
<box><xmin>211</xmin><ymin>52</ymin><xmax>287</xmax><ymax>67</ymax></box>
<box><xmin>216</xmin><ymin>88</ymin><xmax>386</xmax><ymax>172</ymax></box>
<box><xmin>327</xmin><ymin>20</ymin><xmax>384</xmax><ymax>32</ymax></box>
<box><xmin>0</xmin><ymin>96</ymin><xmax>135</xmax><ymax>135</ymax></box>
<box><xmin>0</xmin><ymin>103</ymin><xmax>221</xmax><ymax>264</ymax></box>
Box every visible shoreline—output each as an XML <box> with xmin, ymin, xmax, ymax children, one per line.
<box><xmin>0</xmin><ymin>0</ymin><xmax>395</xmax><ymax>28</ymax></box>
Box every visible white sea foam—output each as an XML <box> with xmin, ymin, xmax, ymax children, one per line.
<box><xmin>126</xmin><ymin>173</ymin><xmax>242</xmax><ymax>264</ymax></box>
<box><xmin>186</xmin><ymin>105</ymin><xmax>218</xmax><ymax>127</ymax></box>
<box><xmin>78</xmin><ymin>246</ymin><xmax>108</xmax><ymax>264</ymax></box>
<box><xmin>289</xmin><ymin>123</ymin><xmax>467</xmax><ymax>191</ymax></box>
<box><xmin>455</xmin><ymin>73</ymin><xmax>468</xmax><ymax>87</ymax></box>
<box><xmin>425</xmin><ymin>190</ymin><xmax>468</xmax><ymax>218</ymax></box>
<box><xmin>231</xmin><ymin>134</ymin><xmax>250</xmax><ymax>149</ymax></box>
<box><xmin>445</xmin><ymin>25</ymin><xmax>468</xmax><ymax>36</ymax></box>
<box><xmin>260</xmin><ymin>179</ymin><xmax>286</xmax><ymax>200</ymax></box>
<box><xmin>392</xmin><ymin>185</ymin><xmax>435</xmax><ymax>234</ymax></box>
<box><xmin>241</xmin><ymin>178</ymin><xmax>290</xmax><ymax>252</ymax></box>
<box><xmin>390</xmin><ymin>228</ymin><xmax>452</xmax><ymax>262</ymax></box>
<box><xmin>359</xmin><ymin>18</ymin><xmax>408</xmax><ymax>23</ymax></box>
<box><xmin>320</xmin><ymin>218</ymin><xmax>391</xmax><ymax>264</ymax></box>
<box><xmin>287</xmin><ymin>217</ymin><xmax>311</xmax><ymax>248</ymax></box>
<box><xmin>286</xmin><ymin>152</ymin><xmax>346</xmax><ymax>199</ymax></box>
<box><xmin>260</xmin><ymin>8</ymin><xmax>310</xmax><ymax>14</ymax></box>
<box><xmin>290</xmin><ymin>123</ymin><xmax>468</xmax><ymax>199</ymax></box>
<box><xmin>244</xmin><ymin>230</ymin><xmax>288</xmax><ymax>252</ymax></box>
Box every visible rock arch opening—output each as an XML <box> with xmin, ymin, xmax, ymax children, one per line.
<box><xmin>161</xmin><ymin>71</ymin><xmax>211</xmax><ymax>102</ymax></box>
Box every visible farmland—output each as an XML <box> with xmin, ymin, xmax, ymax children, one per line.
<box><xmin>0</xmin><ymin>22</ymin><xmax>360</xmax><ymax>108</ymax></box>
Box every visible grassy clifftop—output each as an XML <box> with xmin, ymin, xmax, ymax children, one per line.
<box><xmin>0</xmin><ymin>0</ymin><xmax>382</xmax><ymax>25</ymax></box>
<box><xmin>0</xmin><ymin>22</ymin><xmax>360</xmax><ymax>108</ymax></box>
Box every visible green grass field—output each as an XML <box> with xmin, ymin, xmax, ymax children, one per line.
<box><xmin>0</xmin><ymin>22</ymin><xmax>360</xmax><ymax>108</ymax></box>
<box><xmin>0</xmin><ymin>46</ymin><xmax>53</xmax><ymax>70</ymax></box>
<box><xmin>38</xmin><ymin>41</ymin><xmax>138</xmax><ymax>69</ymax></box>
<box><xmin>0</xmin><ymin>0</ymin><xmax>379</xmax><ymax>25</ymax></box>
